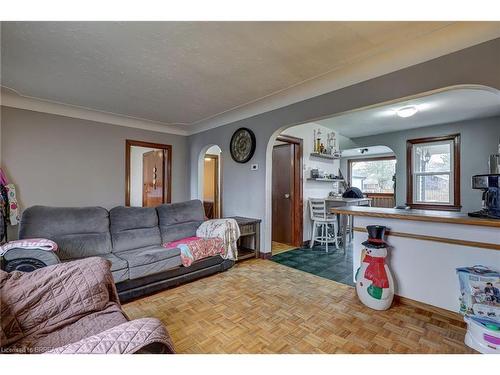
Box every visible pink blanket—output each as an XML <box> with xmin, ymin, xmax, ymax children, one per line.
<box><xmin>164</xmin><ymin>236</ymin><xmax>224</xmax><ymax>267</ymax></box>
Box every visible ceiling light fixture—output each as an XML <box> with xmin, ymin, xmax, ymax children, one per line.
<box><xmin>396</xmin><ymin>106</ymin><xmax>418</xmax><ymax>118</ymax></box>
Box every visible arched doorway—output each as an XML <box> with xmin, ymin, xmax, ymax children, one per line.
<box><xmin>264</xmin><ymin>84</ymin><xmax>499</xmax><ymax>253</ymax></box>
<box><xmin>199</xmin><ymin>145</ymin><xmax>222</xmax><ymax>218</ymax></box>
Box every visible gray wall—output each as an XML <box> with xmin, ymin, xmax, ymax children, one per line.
<box><xmin>188</xmin><ymin>38</ymin><xmax>500</xmax><ymax>253</ymax></box>
<box><xmin>340</xmin><ymin>116</ymin><xmax>500</xmax><ymax>212</ymax></box>
<box><xmin>1</xmin><ymin>106</ymin><xmax>189</xmax><ymax>211</ymax></box>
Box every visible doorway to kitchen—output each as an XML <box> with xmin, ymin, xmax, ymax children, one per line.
<box><xmin>272</xmin><ymin>135</ymin><xmax>303</xmax><ymax>254</ymax></box>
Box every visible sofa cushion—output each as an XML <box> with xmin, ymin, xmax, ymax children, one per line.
<box><xmin>63</xmin><ymin>253</ymin><xmax>127</xmax><ymax>272</ymax></box>
<box><xmin>127</xmin><ymin>257</ymin><xmax>182</xmax><ymax>280</ymax></box>
<box><xmin>111</xmin><ymin>268</ymin><xmax>129</xmax><ymax>283</ymax></box>
<box><xmin>19</xmin><ymin>206</ymin><xmax>112</xmax><ymax>260</ymax></box>
<box><xmin>109</xmin><ymin>206</ymin><xmax>162</xmax><ymax>252</ymax></box>
<box><xmin>157</xmin><ymin>200</ymin><xmax>205</xmax><ymax>243</ymax></box>
<box><xmin>62</xmin><ymin>254</ymin><xmax>129</xmax><ymax>283</ymax></box>
<box><xmin>115</xmin><ymin>245</ymin><xmax>180</xmax><ymax>268</ymax></box>
<box><xmin>115</xmin><ymin>246</ymin><xmax>181</xmax><ymax>279</ymax></box>
<box><xmin>98</xmin><ymin>254</ymin><xmax>130</xmax><ymax>284</ymax></box>
<box><xmin>100</xmin><ymin>254</ymin><xmax>129</xmax><ymax>283</ymax></box>
<box><xmin>99</xmin><ymin>253</ymin><xmax>128</xmax><ymax>272</ymax></box>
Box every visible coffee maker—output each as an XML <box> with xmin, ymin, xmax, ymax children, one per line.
<box><xmin>469</xmin><ymin>174</ymin><xmax>500</xmax><ymax>219</ymax></box>
<box><xmin>469</xmin><ymin>142</ymin><xmax>500</xmax><ymax>219</ymax></box>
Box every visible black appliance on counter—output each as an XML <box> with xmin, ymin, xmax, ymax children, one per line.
<box><xmin>468</xmin><ymin>174</ymin><xmax>500</xmax><ymax>219</ymax></box>
<box><xmin>342</xmin><ymin>187</ymin><xmax>364</xmax><ymax>199</ymax></box>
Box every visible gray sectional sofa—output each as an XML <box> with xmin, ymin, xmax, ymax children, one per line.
<box><xmin>2</xmin><ymin>200</ymin><xmax>234</xmax><ymax>302</ymax></box>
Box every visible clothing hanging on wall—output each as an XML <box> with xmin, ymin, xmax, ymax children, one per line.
<box><xmin>0</xmin><ymin>168</ymin><xmax>20</xmax><ymax>243</ymax></box>
<box><xmin>0</xmin><ymin>184</ymin><xmax>9</xmax><ymax>243</ymax></box>
<box><xmin>0</xmin><ymin>168</ymin><xmax>7</xmax><ymax>186</ymax></box>
<box><xmin>5</xmin><ymin>184</ymin><xmax>19</xmax><ymax>226</ymax></box>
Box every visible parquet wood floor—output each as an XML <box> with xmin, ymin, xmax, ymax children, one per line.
<box><xmin>123</xmin><ymin>259</ymin><xmax>473</xmax><ymax>354</ymax></box>
<box><xmin>272</xmin><ymin>241</ymin><xmax>297</xmax><ymax>255</ymax></box>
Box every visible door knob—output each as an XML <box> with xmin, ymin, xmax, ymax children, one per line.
<box><xmin>284</xmin><ymin>193</ymin><xmax>290</xmax><ymax>199</ymax></box>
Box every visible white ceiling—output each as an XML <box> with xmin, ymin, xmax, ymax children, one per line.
<box><xmin>316</xmin><ymin>87</ymin><xmax>500</xmax><ymax>139</ymax></box>
<box><xmin>2</xmin><ymin>22</ymin><xmax>500</xmax><ymax>135</ymax></box>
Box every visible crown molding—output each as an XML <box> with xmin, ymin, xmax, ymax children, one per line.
<box><xmin>186</xmin><ymin>22</ymin><xmax>500</xmax><ymax>135</ymax></box>
<box><xmin>1</xmin><ymin>88</ymin><xmax>189</xmax><ymax>136</ymax></box>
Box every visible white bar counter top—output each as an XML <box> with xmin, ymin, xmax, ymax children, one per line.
<box><xmin>330</xmin><ymin>206</ymin><xmax>500</xmax><ymax>228</ymax></box>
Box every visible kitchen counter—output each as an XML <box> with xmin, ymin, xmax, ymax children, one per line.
<box><xmin>330</xmin><ymin>206</ymin><xmax>500</xmax><ymax>228</ymax></box>
<box><xmin>330</xmin><ymin>206</ymin><xmax>500</xmax><ymax>312</ymax></box>
<box><xmin>325</xmin><ymin>197</ymin><xmax>372</xmax><ymax>204</ymax></box>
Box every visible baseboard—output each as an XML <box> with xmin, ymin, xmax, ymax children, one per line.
<box><xmin>393</xmin><ymin>295</ymin><xmax>464</xmax><ymax>322</ymax></box>
<box><xmin>258</xmin><ymin>252</ymin><xmax>272</xmax><ymax>259</ymax></box>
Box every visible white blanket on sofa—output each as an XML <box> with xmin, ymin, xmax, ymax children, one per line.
<box><xmin>196</xmin><ymin>218</ymin><xmax>240</xmax><ymax>260</ymax></box>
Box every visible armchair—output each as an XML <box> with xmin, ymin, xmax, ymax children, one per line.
<box><xmin>0</xmin><ymin>257</ymin><xmax>174</xmax><ymax>354</ymax></box>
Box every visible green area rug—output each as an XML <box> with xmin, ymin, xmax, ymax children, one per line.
<box><xmin>271</xmin><ymin>245</ymin><xmax>354</xmax><ymax>286</ymax></box>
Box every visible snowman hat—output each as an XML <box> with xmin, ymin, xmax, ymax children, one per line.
<box><xmin>362</xmin><ymin>225</ymin><xmax>388</xmax><ymax>249</ymax></box>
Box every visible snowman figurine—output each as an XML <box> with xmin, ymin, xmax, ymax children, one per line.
<box><xmin>355</xmin><ymin>225</ymin><xmax>394</xmax><ymax>311</ymax></box>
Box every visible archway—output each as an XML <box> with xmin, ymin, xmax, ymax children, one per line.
<box><xmin>198</xmin><ymin>145</ymin><xmax>223</xmax><ymax>218</ymax></box>
<box><xmin>264</xmin><ymin>84</ymin><xmax>500</xmax><ymax>252</ymax></box>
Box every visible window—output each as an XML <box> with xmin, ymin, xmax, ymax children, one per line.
<box><xmin>348</xmin><ymin>157</ymin><xmax>396</xmax><ymax>194</ymax></box>
<box><xmin>406</xmin><ymin>134</ymin><xmax>461</xmax><ymax>210</ymax></box>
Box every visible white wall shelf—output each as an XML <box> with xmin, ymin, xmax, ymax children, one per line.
<box><xmin>310</xmin><ymin>152</ymin><xmax>340</xmax><ymax>160</ymax></box>
<box><xmin>307</xmin><ymin>178</ymin><xmax>344</xmax><ymax>182</ymax></box>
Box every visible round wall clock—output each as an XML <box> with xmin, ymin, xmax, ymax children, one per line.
<box><xmin>230</xmin><ymin>127</ymin><xmax>256</xmax><ymax>163</ymax></box>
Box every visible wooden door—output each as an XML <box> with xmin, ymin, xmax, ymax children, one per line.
<box><xmin>142</xmin><ymin>150</ymin><xmax>164</xmax><ymax>207</ymax></box>
<box><xmin>272</xmin><ymin>144</ymin><xmax>294</xmax><ymax>245</ymax></box>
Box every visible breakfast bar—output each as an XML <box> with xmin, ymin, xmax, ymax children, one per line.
<box><xmin>331</xmin><ymin>206</ymin><xmax>500</xmax><ymax>312</ymax></box>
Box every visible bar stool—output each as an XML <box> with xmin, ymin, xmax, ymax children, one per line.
<box><xmin>309</xmin><ymin>199</ymin><xmax>339</xmax><ymax>252</ymax></box>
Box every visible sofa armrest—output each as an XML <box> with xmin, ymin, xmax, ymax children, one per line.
<box><xmin>46</xmin><ymin>318</ymin><xmax>175</xmax><ymax>354</ymax></box>
<box><xmin>1</xmin><ymin>248</ymin><xmax>60</xmax><ymax>272</ymax></box>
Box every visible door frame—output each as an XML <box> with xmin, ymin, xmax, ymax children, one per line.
<box><xmin>125</xmin><ymin>139</ymin><xmax>172</xmax><ymax>206</ymax></box>
<box><xmin>203</xmin><ymin>153</ymin><xmax>221</xmax><ymax>218</ymax></box>
<box><xmin>273</xmin><ymin>134</ymin><xmax>303</xmax><ymax>247</ymax></box>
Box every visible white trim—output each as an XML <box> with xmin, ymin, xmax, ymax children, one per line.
<box><xmin>1</xmin><ymin>88</ymin><xmax>188</xmax><ymax>136</ymax></box>
<box><xmin>411</xmin><ymin>139</ymin><xmax>455</xmax><ymax>205</ymax></box>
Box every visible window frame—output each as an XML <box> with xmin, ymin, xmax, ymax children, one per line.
<box><xmin>406</xmin><ymin>134</ymin><xmax>461</xmax><ymax>211</ymax></box>
<box><xmin>348</xmin><ymin>155</ymin><xmax>397</xmax><ymax>195</ymax></box>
